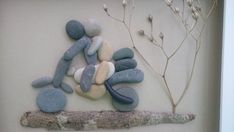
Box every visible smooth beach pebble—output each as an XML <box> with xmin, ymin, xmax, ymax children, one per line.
<box><xmin>107</xmin><ymin>62</ymin><xmax>115</xmax><ymax>78</ymax></box>
<box><xmin>63</xmin><ymin>36</ymin><xmax>89</xmax><ymax>61</ymax></box>
<box><xmin>112</xmin><ymin>48</ymin><xmax>134</xmax><ymax>61</ymax></box>
<box><xmin>98</xmin><ymin>41</ymin><xmax>113</xmax><ymax>61</ymax></box>
<box><xmin>36</xmin><ymin>88</ymin><xmax>67</xmax><ymax>113</ymax></box>
<box><xmin>83</xmin><ymin>18</ymin><xmax>102</xmax><ymax>37</ymax></box>
<box><xmin>80</xmin><ymin>65</ymin><xmax>96</xmax><ymax>92</ymax></box>
<box><xmin>75</xmin><ymin>84</ymin><xmax>106</xmax><ymax>100</ymax></box>
<box><xmin>115</xmin><ymin>59</ymin><xmax>137</xmax><ymax>72</ymax></box>
<box><xmin>31</xmin><ymin>76</ymin><xmax>53</xmax><ymax>88</ymax></box>
<box><xmin>74</xmin><ymin>65</ymin><xmax>98</xmax><ymax>83</ymax></box>
<box><xmin>66</xmin><ymin>20</ymin><xmax>85</xmax><ymax>40</ymax></box>
<box><xmin>112</xmin><ymin>87</ymin><xmax>139</xmax><ymax>112</ymax></box>
<box><xmin>61</xmin><ymin>82</ymin><xmax>73</xmax><ymax>94</ymax></box>
<box><xmin>84</xmin><ymin>41</ymin><xmax>98</xmax><ymax>65</ymax></box>
<box><xmin>107</xmin><ymin>69</ymin><xmax>144</xmax><ymax>86</ymax></box>
<box><xmin>88</xmin><ymin>36</ymin><xmax>103</xmax><ymax>56</ymax></box>
<box><xmin>95</xmin><ymin>61</ymin><xmax>109</xmax><ymax>84</ymax></box>
<box><xmin>66</xmin><ymin>67</ymin><xmax>77</xmax><ymax>76</ymax></box>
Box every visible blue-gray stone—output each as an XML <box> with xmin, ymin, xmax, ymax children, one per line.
<box><xmin>66</xmin><ymin>20</ymin><xmax>85</xmax><ymax>40</ymax></box>
<box><xmin>112</xmin><ymin>87</ymin><xmax>139</xmax><ymax>112</ymax></box>
<box><xmin>84</xmin><ymin>40</ymin><xmax>98</xmax><ymax>65</ymax></box>
<box><xmin>112</xmin><ymin>48</ymin><xmax>134</xmax><ymax>61</ymax></box>
<box><xmin>63</xmin><ymin>36</ymin><xmax>89</xmax><ymax>61</ymax></box>
<box><xmin>61</xmin><ymin>82</ymin><xmax>73</xmax><ymax>94</ymax></box>
<box><xmin>36</xmin><ymin>88</ymin><xmax>67</xmax><ymax>113</ymax></box>
<box><xmin>31</xmin><ymin>76</ymin><xmax>53</xmax><ymax>88</ymax></box>
<box><xmin>107</xmin><ymin>69</ymin><xmax>144</xmax><ymax>86</ymax></box>
<box><xmin>53</xmin><ymin>58</ymin><xmax>72</xmax><ymax>88</ymax></box>
<box><xmin>115</xmin><ymin>58</ymin><xmax>137</xmax><ymax>72</ymax></box>
<box><xmin>80</xmin><ymin>65</ymin><xmax>95</xmax><ymax>92</ymax></box>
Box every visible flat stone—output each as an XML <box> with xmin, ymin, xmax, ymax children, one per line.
<box><xmin>95</xmin><ymin>61</ymin><xmax>109</xmax><ymax>84</ymax></box>
<box><xmin>66</xmin><ymin>20</ymin><xmax>85</xmax><ymax>40</ymax></box>
<box><xmin>31</xmin><ymin>76</ymin><xmax>53</xmax><ymax>88</ymax></box>
<box><xmin>63</xmin><ymin>36</ymin><xmax>90</xmax><ymax>61</ymax></box>
<box><xmin>80</xmin><ymin>65</ymin><xmax>96</xmax><ymax>92</ymax></box>
<box><xmin>83</xmin><ymin>18</ymin><xmax>102</xmax><ymax>37</ymax></box>
<box><xmin>98</xmin><ymin>41</ymin><xmax>113</xmax><ymax>61</ymax></box>
<box><xmin>84</xmin><ymin>41</ymin><xmax>98</xmax><ymax>65</ymax></box>
<box><xmin>61</xmin><ymin>82</ymin><xmax>73</xmax><ymax>94</ymax></box>
<box><xmin>107</xmin><ymin>69</ymin><xmax>144</xmax><ymax>86</ymax></box>
<box><xmin>75</xmin><ymin>84</ymin><xmax>106</xmax><ymax>100</ymax></box>
<box><xmin>74</xmin><ymin>65</ymin><xmax>98</xmax><ymax>83</ymax></box>
<box><xmin>112</xmin><ymin>87</ymin><xmax>139</xmax><ymax>112</ymax></box>
<box><xmin>107</xmin><ymin>62</ymin><xmax>115</xmax><ymax>78</ymax></box>
<box><xmin>115</xmin><ymin>59</ymin><xmax>137</xmax><ymax>72</ymax></box>
<box><xmin>36</xmin><ymin>88</ymin><xmax>67</xmax><ymax>113</ymax></box>
<box><xmin>53</xmin><ymin>58</ymin><xmax>72</xmax><ymax>87</ymax></box>
<box><xmin>112</xmin><ymin>48</ymin><xmax>134</xmax><ymax>61</ymax></box>
<box><xmin>88</xmin><ymin>36</ymin><xmax>103</xmax><ymax>55</ymax></box>
<box><xmin>66</xmin><ymin>67</ymin><xmax>76</xmax><ymax>76</ymax></box>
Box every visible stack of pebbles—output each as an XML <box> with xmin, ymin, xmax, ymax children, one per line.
<box><xmin>31</xmin><ymin>18</ymin><xmax>144</xmax><ymax>113</ymax></box>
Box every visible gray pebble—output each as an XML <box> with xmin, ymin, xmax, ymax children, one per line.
<box><xmin>80</xmin><ymin>65</ymin><xmax>96</xmax><ymax>92</ymax></box>
<box><xmin>112</xmin><ymin>48</ymin><xmax>134</xmax><ymax>61</ymax></box>
<box><xmin>36</xmin><ymin>87</ymin><xmax>67</xmax><ymax>113</ymax></box>
<box><xmin>84</xmin><ymin>40</ymin><xmax>98</xmax><ymax>65</ymax></box>
<box><xmin>115</xmin><ymin>58</ymin><xmax>137</xmax><ymax>72</ymax></box>
<box><xmin>112</xmin><ymin>87</ymin><xmax>139</xmax><ymax>112</ymax></box>
<box><xmin>83</xmin><ymin>18</ymin><xmax>102</xmax><ymax>37</ymax></box>
<box><xmin>61</xmin><ymin>82</ymin><xmax>73</xmax><ymax>94</ymax></box>
<box><xmin>107</xmin><ymin>69</ymin><xmax>144</xmax><ymax>86</ymax></box>
<box><xmin>31</xmin><ymin>76</ymin><xmax>53</xmax><ymax>88</ymax></box>
<box><xmin>66</xmin><ymin>20</ymin><xmax>85</xmax><ymax>40</ymax></box>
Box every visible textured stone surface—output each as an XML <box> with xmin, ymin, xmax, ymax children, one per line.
<box><xmin>83</xmin><ymin>18</ymin><xmax>102</xmax><ymax>37</ymax></box>
<box><xmin>88</xmin><ymin>36</ymin><xmax>103</xmax><ymax>55</ymax></box>
<box><xmin>112</xmin><ymin>48</ymin><xmax>134</xmax><ymax>61</ymax></box>
<box><xmin>74</xmin><ymin>65</ymin><xmax>98</xmax><ymax>83</ymax></box>
<box><xmin>31</xmin><ymin>76</ymin><xmax>53</xmax><ymax>88</ymax></box>
<box><xmin>112</xmin><ymin>87</ymin><xmax>139</xmax><ymax>112</ymax></box>
<box><xmin>80</xmin><ymin>65</ymin><xmax>96</xmax><ymax>92</ymax></box>
<box><xmin>66</xmin><ymin>20</ymin><xmax>85</xmax><ymax>40</ymax></box>
<box><xmin>36</xmin><ymin>88</ymin><xmax>67</xmax><ymax>113</ymax></box>
<box><xmin>107</xmin><ymin>69</ymin><xmax>144</xmax><ymax>86</ymax></box>
<box><xmin>95</xmin><ymin>61</ymin><xmax>109</xmax><ymax>84</ymax></box>
<box><xmin>98</xmin><ymin>41</ymin><xmax>113</xmax><ymax>61</ymax></box>
<box><xmin>60</xmin><ymin>82</ymin><xmax>73</xmax><ymax>94</ymax></box>
<box><xmin>84</xmin><ymin>41</ymin><xmax>98</xmax><ymax>65</ymax></box>
<box><xmin>75</xmin><ymin>84</ymin><xmax>106</xmax><ymax>100</ymax></box>
<box><xmin>115</xmin><ymin>58</ymin><xmax>137</xmax><ymax>72</ymax></box>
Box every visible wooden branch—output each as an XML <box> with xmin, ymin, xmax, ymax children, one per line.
<box><xmin>20</xmin><ymin>110</ymin><xmax>195</xmax><ymax>130</ymax></box>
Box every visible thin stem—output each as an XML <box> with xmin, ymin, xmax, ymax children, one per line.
<box><xmin>123</xmin><ymin>6</ymin><xmax>126</xmax><ymax>22</ymax></box>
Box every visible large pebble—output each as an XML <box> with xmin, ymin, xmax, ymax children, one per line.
<box><xmin>36</xmin><ymin>88</ymin><xmax>67</xmax><ymax>113</ymax></box>
<box><xmin>115</xmin><ymin>59</ymin><xmax>137</xmax><ymax>72</ymax></box>
<box><xmin>84</xmin><ymin>41</ymin><xmax>98</xmax><ymax>65</ymax></box>
<box><xmin>53</xmin><ymin>58</ymin><xmax>72</xmax><ymax>87</ymax></box>
<box><xmin>31</xmin><ymin>76</ymin><xmax>53</xmax><ymax>88</ymax></box>
<box><xmin>112</xmin><ymin>48</ymin><xmax>134</xmax><ymax>61</ymax></box>
<box><xmin>66</xmin><ymin>20</ymin><xmax>85</xmax><ymax>40</ymax></box>
<box><xmin>75</xmin><ymin>84</ymin><xmax>106</xmax><ymax>100</ymax></box>
<box><xmin>83</xmin><ymin>18</ymin><xmax>102</xmax><ymax>37</ymax></box>
<box><xmin>74</xmin><ymin>65</ymin><xmax>98</xmax><ymax>83</ymax></box>
<box><xmin>95</xmin><ymin>61</ymin><xmax>109</xmax><ymax>84</ymax></box>
<box><xmin>98</xmin><ymin>41</ymin><xmax>113</xmax><ymax>61</ymax></box>
<box><xmin>88</xmin><ymin>36</ymin><xmax>103</xmax><ymax>55</ymax></box>
<box><xmin>107</xmin><ymin>69</ymin><xmax>144</xmax><ymax>86</ymax></box>
<box><xmin>80</xmin><ymin>65</ymin><xmax>96</xmax><ymax>92</ymax></box>
<box><xmin>61</xmin><ymin>82</ymin><xmax>73</xmax><ymax>94</ymax></box>
<box><xmin>112</xmin><ymin>87</ymin><xmax>139</xmax><ymax>112</ymax></box>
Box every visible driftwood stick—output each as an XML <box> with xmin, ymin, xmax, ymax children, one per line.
<box><xmin>20</xmin><ymin>110</ymin><xmax>195</xmax><ymax>130</ymax></box>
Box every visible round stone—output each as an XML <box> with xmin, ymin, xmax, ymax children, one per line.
<box><xmin>112</xmin><ymin>87</ymin><xmax>139</xmax><ymax>112</ymax></box>
<box><xmin>75</xmin><ymin>84</ymin><xmax>106</xmax><ymax>100</ymax></box>
<box><xmin>95</xmin><ymin>61</ymin><xmax>109</xmax><ymax>84</ymax></box>
<box><xmin>83</xmin><ymin>18</ymin><xmax>102</xmax><ymax>37</ymax></box>
<box><xmin>66</xmin><ymin>20</ymin><xmax>85</xmax><ymax>40</ymax></box>
<box><xmin>36</xmin><ymin>88</ymin><xmax>67</xmax><ymax>113</ymax></box>
<box><xmin>98</xmin><ymin>41</ymin><xmax>113</xmax><ymax>61</ymax></box>
<box><xmin>112</xmin><ymin>48</ymin><xmax>134</xmax><ymax>61</ymax></box>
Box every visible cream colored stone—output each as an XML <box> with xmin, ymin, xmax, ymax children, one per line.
<box><xmin>98</xmin><ymin>41</ymin><xmax>113</xmax><ymax>61</ymax></box>
<box><xmin>75</xmin><ymin>84</ymin><xmax>106</xmax><ymax>100</ymax></box>
<box><xmin>95</xmin><ymin>61</ymin><xmax>109</xmax><ymax>84</ymax></box>
<box><xmin>107</xmin><ymin>62</ymin><xmax>115</xmax><ymax>79</ymax></box>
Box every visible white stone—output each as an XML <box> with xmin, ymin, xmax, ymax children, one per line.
<box><xmin>83</xmin><ymin>18</ymin><xmax>102</xmax><ymax>37</ymax></box>
<box><xmin>107</xmin><ymin>62</ymin><xmax>115</xmax><ymax>78</ymax></box>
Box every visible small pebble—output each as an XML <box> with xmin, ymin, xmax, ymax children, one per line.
<box><xmin>98</xmin><ymin>41</ymin><xmax>113</xmax><ymax>61</ymax></box>
<box><xmin>74</xmin><ymin>65</ymin><xmax>98</xmax><ymax>83</ymax></box>
<box><xmin>80</xmin><ymin>65</ymin><xmax>96</xmax><ymax>92</ymax></box>
<box><xmin>88</xmin><ymin>36</ymin><xmax>103</xmax><ymax>55</ymax></box>
<box><xmin>112</xmin><ymin>48</ymin><xmax>134</xmax><ymax>61</ymax></box>
<box><xmin>66</xmin><ymin>20</ymin><xmax>85</xmax><ymax>40</ymax></box>
<box><xmin>83</xmin><ymin>18</ymin><xmax>102</xmax><ymax>37</ymax></box>
<box><xmin>107</xmin><ymin>69</ymin><xmax>144</xmax><ymax>86</ymax></box>
<box><xmin>112</xmin><ymin>87</ymin><xmax>139</xmax><ymax>112</ymax></box>
<box><xmin>115</xmin><ymin>59</ymin><xmax>137</xmax><ymax>72</ymax></box>
<box><xmin>75</xmin><ymin>84</ymin><xmax>106</xmax><ymax>100</ymax></box>
<box><xmin>31</xmin><ymin>76</ymin><xmax>53</xmax><ymax>88</ymax></box>
<box><xmin>61</xmin><ymin>82</ymin><xmax>73</xmax><ymax>94</ymax></box>
<box><xmin>95</xmin><ymin>61</ymin><xmax>109</xmax><ymax>84</ymax></box>
<box><xmin>84</xmin><ymin>41</ymin><xmax>98</xmax><ymax>65</ymax></box>
<box><xmin>36</xmin><ymin>87</ymin><xmax>67</xmax><ymax>113</ymax></box>
<box><xmin>107</xmin><ymin>62</ymin><xmax>115</xmax><ymax>78</ymax></box>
